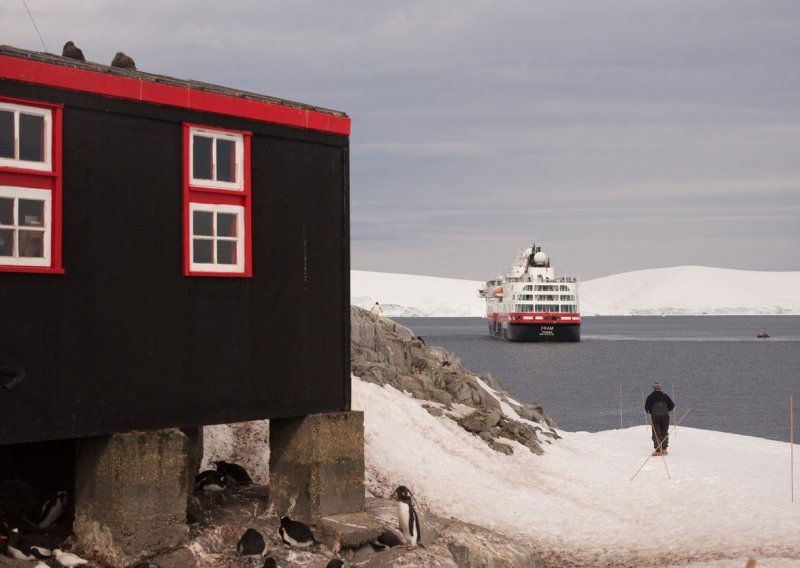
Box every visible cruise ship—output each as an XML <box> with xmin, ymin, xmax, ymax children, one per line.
<box><xmin>479</xmin><ymin>244</ymin><xmax>580</xmax><ymax>341</ymax></box>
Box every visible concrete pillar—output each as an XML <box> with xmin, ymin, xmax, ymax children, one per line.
<box><xmin>74</xmin><ymin>429</ymin><xmax>189</xmax><ymax>567</ymax></box>
<box><xmin>269</xmin><ymin>411</ymin><xmax>364</xmax><ymax>523</ymax></box>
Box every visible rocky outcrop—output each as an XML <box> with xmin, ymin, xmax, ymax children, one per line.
<box><xmin>351</xmin><ymin>305</ymin><xmax>559</xmax><ymax>455</ymax></box>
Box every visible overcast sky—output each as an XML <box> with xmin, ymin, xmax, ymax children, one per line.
<box><xmin>3</xmin><ymin>1</ymin><xmax>798</xmax><ymax>280</ymax></box>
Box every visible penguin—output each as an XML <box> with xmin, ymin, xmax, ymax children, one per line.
<box><xmin>33</xmin><ymin>563</ymin><xmax>49</xmax><ymax>568</ymax></box>
<box><xmin>61</xmin><ymin>41</ymin><xmax>85</xmax><ymax>61</ymax></box>
<box><xmin>236</xmin><ymin>527</ymin><xmax>267</xmax><ymax>558</ymax></box>
<box><xmin>6</xmin><ymin>528</ymin><xmax>36</xmax><ymax>560</ymax></box>
<box><xmin>7</xmin><ymin>528</ymin><xmax>57</xmax><ymax>559</ymax></box>
<box><xmin>215</xmin><ymin>460</ymin><xmax>253</xmax><ymax>485</ymax></box>
<box><xmin>194</xmin><ymin>470</ymin><xmax>226</xmax><ymax>493</ymax></box>
<box><xmin>370</xmin><ymin>528</ymin><xmax>403</xmax><ymax>551</ymax></box>
<box><xmin>111</xmin><ymin>51</ymin><xmax>136</xmax><ymax>70</ymax></box>
<box><xmin>28</xmin><ymin>490</ymin><xmax>68</xmax><ymax>529</ymax></box>
<box><xmin>392</xmin><ymin>485</ymin><xmax>422</xmax><ymax>549</ymax></box>
<box><xmin>53</xmin><ymin>548</ymin><xmax>89</xmax><ymax>567</ymax></box>
<box><xmin>263</xmin><ymin>558</ymin><xmax>278</xmax><ymax>568</ymax></box>
<box><xmin>278</xmin><ymin>516</ymin><xmax>317</xmax><ymax>548</ymax></box>
<box><xmin>325</xmin><ymin>559</ymin><xmax>345</xmax><ymax>568</ymax></box>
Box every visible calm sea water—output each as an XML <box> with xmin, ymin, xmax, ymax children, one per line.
<box><xmin>395</xmin><ymin>316</ymin><xmax>800</xmax><ymax>442</ymax></box>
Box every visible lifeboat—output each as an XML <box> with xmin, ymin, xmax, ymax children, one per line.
<box><xmin>757</xmin><ymin>331</ymin><xmax>770</xmax><ymax>339</ymax></box>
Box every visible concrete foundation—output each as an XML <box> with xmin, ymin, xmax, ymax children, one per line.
<box><xmin>270</xmin><ymin>411</ymin><xmax>365</xmax><ymax>523</ymax></box>
<box><xmin>74</xmin><ymin>429</ymin><xmax>189</xmax><ymax>567</ymax></box>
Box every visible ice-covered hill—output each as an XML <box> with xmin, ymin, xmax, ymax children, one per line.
<box><xmin>351</xmin><ymin>266</ymin><xmax>800</xmax><ymax>316</ymax></box>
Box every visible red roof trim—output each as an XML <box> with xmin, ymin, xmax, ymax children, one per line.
<box><xmin>0</xmin><ymin>55</ymin><xmax>351</xmax><ymax>136</ymax></box>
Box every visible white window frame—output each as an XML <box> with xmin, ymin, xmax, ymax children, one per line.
<box><xmin>188</xmin><ymin>127</ymin><xmax>244</xmax><ymax>191</ymax></box>
<box><xmin>189</xmin><ymin>202</ymin><xmax>245</xmax><ymax>273</ymax></box>
<box><xmin>0</xmin><ymin>185</ymin><xmax>52</xmax><ymax>267</ymax></box>
<box><xmin>0</xmin><ymin>101</ymin><xmax>52</xmax><ymax>172</ymax></box>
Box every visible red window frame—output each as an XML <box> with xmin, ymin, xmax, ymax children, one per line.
<box><xmin>182</xmin><ymin>123</ymin><xmax>252</xmax><ymax>277</ymax></box>
<box><xmin>0</xmin><ymin>96</ymin><xmax>63</xmax><ymax>274</ymax></box>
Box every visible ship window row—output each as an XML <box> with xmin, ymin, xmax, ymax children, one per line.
<box><xmin>512</xmin><ymin>304</ymin><xmax>578</xmax><ymax>313</ymax></box>
<box><xmin>533</xmin><ymin>284</ymin><xmax>569</xmax><ymax>291</ymax></box>
<box><xmin>512</xmin><ymin>293</ymin><xmax>577</xmax><ymax>302</ymax></box>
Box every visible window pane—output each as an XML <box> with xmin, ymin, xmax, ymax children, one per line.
<box><xmin>0</xmin><ymin>198</ymin><xmax>12</xmax><ymax>225</ymax></box>
<box><xmin>192</xmin><ymin>210</ymin><xmax>213</xmax><ymax>236</ymax></box>
<box><xmin>217</xmin><ymin>240</ymin><xmax>237</xmax><ymax>265</ymax></box>
<box><xmin>216</xmin><ymin>138</ymin><xmax>236</xmax><ymax>182</ymax></box>
<box><xmin>192</xmin><ymin>135</ymin><xmax>213</xmax><ymax>180</ymax></box>
<box><xmin>18</xmin><ymin>230</ymin><xmax>44</xmax><ymax>258</ymax></box>
<box><xmin>19</xmin><ymin>113</ymin><xmax>45</xmax><ymax>162</ymax></box>
<box><xmin>0</xmin><ymin>228</ymin><xmax>13</xmax><ymax>256</ymax></box>
<box><xmin>217</xmin><ymin>212</ymin><xmax>237</xmax><ymax>237</ymax></box>
<box><xmin>18</xmin><ymin>199</ymin><xmax>44</xmax><ymax>227</ymax></box>
<box><xmin>192</xmin><ymin>238</ymin><xmax>213</xmax><ymax>264</ymax></box>
<box><xmin>0</xmin><ymin>110</ymin><xmax>13</xmax><ymax>159</ymax></box>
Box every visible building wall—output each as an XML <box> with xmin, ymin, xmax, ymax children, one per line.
<box><xmin>0</xmin><ymin>81</ymin><xmax>350</xmax><ymax>445</ymax></box>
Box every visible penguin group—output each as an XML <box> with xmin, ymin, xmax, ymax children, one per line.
<box><xmin>60</xmin><ymin>41</ymin><xmax>137</xmax><ymax>70</ymax></box>
<box><xmin>5</xmin><ymin>527</ymin><xmax>89</xmax><ymax>566</ymax></box>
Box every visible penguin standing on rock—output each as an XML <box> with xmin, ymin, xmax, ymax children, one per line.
<box><xmin>236</xmin><ymin>528</ymin><xmax>267</xmax><ymax>558</ymax></box>
<box><xmin>278</xmin><ymin>516</ymin><xmax>317</xmax><ymax>548</ymax></box>
<box><xmin>27</xmin><ymin>490</ymin><xmax>68</xmax><ymax>529</ymax></box>
<box><xmin>215</xmin><ymin>460</ymin><xmax>252</xmax><ymax>485</ymax></box>
<box><xmin>194</xmin><ymin>470</ymin><xmax>226</xmax><ymax>493</ymax></box>
<box><xmin>325</xmin><ymin>559</ymin><xmax>345</xmax><ymax>568</ymax></box>
<box><xmin>392</xmin><ymin>485</ymin><xmax>422</xmax><ymax>549</ymax></box>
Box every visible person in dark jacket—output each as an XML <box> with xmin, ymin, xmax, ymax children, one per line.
<box><xmin>644</xmin><ymin>383</ymin><xmax>675</xmax><ymax>456</ymax></box>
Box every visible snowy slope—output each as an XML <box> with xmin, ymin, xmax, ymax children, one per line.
<box><xmin>353</xmin><ymin>376</ymin><xmax>800</xmax><ymax>567</ymax></box>
<box><xmin>579</xmin><ymin>265</ymin><xmax>800</xmax><ymax>315</ymax></box>
<box><xmin>351</xmin><ymin>267</ymin><xmax>800</xmax><ymax>316</ymax></box>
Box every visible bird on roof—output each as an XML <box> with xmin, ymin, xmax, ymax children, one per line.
<box><xmin>279</xmin><ymin>516</ymin><xmax>317</xmax><ymax>548</ymax></box>
<box><xmin>215</xmin><ymin>460</ymin><xmax>252</xmax><ymax>485</ymax></box>
<box><xmin>111</xmin><ymin>51</ymin><xmax>136</xmax><ymax>70</ymax></box>
<box><xmin>61</xmin><ymin>41</ymin><xmax>85</xmax><ymax>61</ymax></box>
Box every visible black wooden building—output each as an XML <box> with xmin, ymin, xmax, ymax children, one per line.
<box><xmin>0</xmin><ymin>45</ymin><xmax>351</xmax><ymax>446</ymax></box>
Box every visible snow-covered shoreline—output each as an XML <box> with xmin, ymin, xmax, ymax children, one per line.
<box><xmin>354</xmin><ymin>375</ymin><xmax>800</xmax><ymax>567</ymax></box>
<box><xmin>351</xmin><ymin>266</ymin><xmax>800</xmax><ymax>317</ymax></box>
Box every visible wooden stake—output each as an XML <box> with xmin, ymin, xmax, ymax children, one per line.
<box><xmin>672</xmin><ymin>384</ymin><xmax>677</xmax><ymax>438</ymax></box>
<box><xmin>791</xmin><ymin>395</ymin><xmax>795</xmax><ymax>503</ymax></box>
<box><xmin>641</xmin><ymin>389</ymin><xmax>648</xmax><ymax>426</ymax></box>
<box><xmin>619</xmin><ymin>384</ymin><xmax>623</xmax><ymax>429</ymax></box>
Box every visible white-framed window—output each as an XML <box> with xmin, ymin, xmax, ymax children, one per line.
<box><xmin>189</xmin><ymin>202</ymin><xmax>245</xmax><ymax>273</ymax></box>
<box><xmin>0</xmin><ymin>185</ymin><xmax>52</xmax><ymax>267</ymax></box>
<box><xmin>0</xmin><ymin>101</ymin><xmax>52</xmax><ymax>172</ymax></box>
<box><xmin>189</xmin><ymin>126</ymin><xmax>244</xmax><ymax>191</ymax></box>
